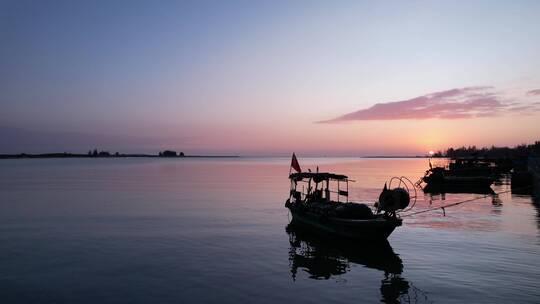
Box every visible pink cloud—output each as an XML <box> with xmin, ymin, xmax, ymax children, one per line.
<box><xmin>321</xmin><ymin>87</ymin><xmax>539</xmax><ymax>123</ymax></box>
<box><xmin>527</xmin><ymin>89</ymin><xmax>540</xmax><ymax>96</ymax></box>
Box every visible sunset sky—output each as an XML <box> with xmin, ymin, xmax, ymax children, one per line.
<box><xmin>1</xmin><ymin>0</ymin><xmax>540</xmax><ymax>155</ymax></box>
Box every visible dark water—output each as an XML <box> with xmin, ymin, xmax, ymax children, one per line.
<box><xmin>1</xmin><ymin>158</ymin><xmax>539</xmax><ymax>303</ymax></box>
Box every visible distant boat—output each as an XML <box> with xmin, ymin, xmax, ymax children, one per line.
<box><xmin>285</xmin><ymin>169</ymin><xmax>411</xmax><ymax>241</ymax></box>
<box><xmin>419</xmin><ymin>158</ymin><xmax>495</xmax><ymax>189</ymax></box>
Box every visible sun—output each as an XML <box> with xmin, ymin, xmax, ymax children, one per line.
<box><xmin>428</xmin><ymin>150</ymin><xmax>435</xmax><ymax>156</ymax></box>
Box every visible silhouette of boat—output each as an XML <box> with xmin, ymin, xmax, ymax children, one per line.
<box><xmin>419</xmin><ymin>158</ymin><xmax>495</xmax><ymax>189</ymax></box>
<box><xmin>285</xmin><ymin>172</ymin><xmax>412</xmax><ymax>240</ymax></box>
<box><xmin>422</xmin><ymin>182</ymin><xmax>496</xmax><ymax>195</ymax></box>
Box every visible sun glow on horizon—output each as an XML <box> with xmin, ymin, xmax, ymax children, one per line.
<box><xmin>1</xmin><ymin>1</ymin><xmax>539</xmax><ymax>155</ymax></box>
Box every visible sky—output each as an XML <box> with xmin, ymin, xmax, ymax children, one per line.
<box><xmin>1</xmin><ymin>0</ymin><xmax>540</xmax><ymax>156</ymax></box>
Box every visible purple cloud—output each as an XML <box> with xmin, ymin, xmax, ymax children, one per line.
<box><xmin>322</xmin><ymin>87</ymin><xmax>539</xmax><ymax>123</ymax></box>
<box><xmin>527</xmin><ymin>89</ymin><xmax>540</xmax><ymax>96</ymax></box>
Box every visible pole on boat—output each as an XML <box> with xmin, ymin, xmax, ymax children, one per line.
<box><xmin>337</xmin><ymin>179</ymin><xmax>340</xmax><ymax>202</ymax></box>
<box><xmin>325</xmin><ymin>179</ymin><xmax>330</xmax><ymax>201</ymax></box>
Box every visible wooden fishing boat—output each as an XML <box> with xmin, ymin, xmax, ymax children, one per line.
<box><xmin>419</xmin><ymin>158</ymin><xmax>496</xmax><ymax>190</ymax></box>
<box><xmin>421</xmin><ymin>167</ymin><xmax>495</xmax><ymax>188</ymax></box>
<box><xmin>422</xmin><ymin>182</ymin><xmax>495</xmax><ymax>195</ymax></box>
<box><xmin>285</xmin><ymin>171</ymin><xmax>411</xmax><ymax>241</ymax></box>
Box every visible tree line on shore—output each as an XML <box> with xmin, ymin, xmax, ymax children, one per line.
<box><xmin>432</xmin><ymin>141</ymin><xmax>540</xmax><ymax>159</ymax></box>
<box><xmin>0</xmin><ymin>149</ymin><xmax>240</xmax><ymax>159</ymax></box>
<box><xmin>87</xmin><ymin>149</ymin><xmax>185</xmax><ymax>157</ymax></box>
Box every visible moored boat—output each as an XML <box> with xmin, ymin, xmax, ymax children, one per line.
<box><xmin>419</xmin><ymin>158</ymin><xmax>496</xmax><ymax>189</ymax></box>
<box><xmin>285</xmin><ymin>155</ymin><xmax>412</xmax><ymax>241</ymax></box>
<box><xmin>422</xmin><ymin>167</ymin><xmax>495</xmax><ymax>187</ymax></box>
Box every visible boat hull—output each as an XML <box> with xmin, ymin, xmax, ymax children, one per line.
<box><xmin>423</xmin><ymin>182</ymin><xmax>495</xmax><ymax>195</ymax></box>
<box><xmin>423</xmin><ymin>175</ymin><xmax>494</xmax><ymax>188</ymax></box>
<box><xmin>289</xmin><ymin>209</ymin><xmax>401</xmax><ymax>240</ymax></box>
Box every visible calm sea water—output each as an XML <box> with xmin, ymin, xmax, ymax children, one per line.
<box><xmin>1</xmin><ymin>158</ymin><xmax>539</xmax><ymax>303</ymax></box>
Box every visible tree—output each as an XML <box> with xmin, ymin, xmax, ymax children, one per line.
<box><xmin>160</xmin><ymin>150</ymin><xmax>177</xmax><ymax>157</ymax></box>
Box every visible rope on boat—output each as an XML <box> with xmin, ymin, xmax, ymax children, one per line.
<box><xmin>399</xmin><ymin>185</ymin><xmax>534</xmax><ymax>218</ymax></box>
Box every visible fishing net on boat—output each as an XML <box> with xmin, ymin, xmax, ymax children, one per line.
<box><xmin>307</xmin><ymin>201</ymin><xmax>374</xmax><ymax>220</ymax></box>
<box><xmin>331</xmin><ymin>203</ymin><xmax>374</xmax><ymax>219</ymax></box>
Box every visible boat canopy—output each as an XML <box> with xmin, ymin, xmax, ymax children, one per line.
<box><xmin>289</xmin><ymin>172</ymin><xmax>348</xmax><ymax>183</ymax></box>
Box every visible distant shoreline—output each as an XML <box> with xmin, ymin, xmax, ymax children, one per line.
<box><xmin>0</xmin><ymin>153</ymin><xmax>239</xmax><ymax>159</ymax></box>
<box><xmin>0</xmin><ymin>153</ymin><xmax>434</xmax><ymax>159</ymax></box>
<box><xmin>362</xmin><ymin>155</ymin><xmax>430</xmax><ymax>158</ymax></box>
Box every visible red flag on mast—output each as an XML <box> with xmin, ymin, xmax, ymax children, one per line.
<box><xmin>291</xmin><ymin>153</ymin><xmax>302</xmax><ymax>173</ymax></box>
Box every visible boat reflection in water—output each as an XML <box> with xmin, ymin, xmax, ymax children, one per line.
<box><xmin>422</xmin><ymin>183</ymin><xmax>504</xmax><ymax>206</ymax></box>
<box><xmin>286</xmin><ymin>224</ymin><xmax>431</xmax><ymax>303</ymax></box>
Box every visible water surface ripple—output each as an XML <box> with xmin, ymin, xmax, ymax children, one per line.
<box><xmin>1</xmin><ymin>158</ymin><xmax>539</xmax><ymax>303</ymax></box>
